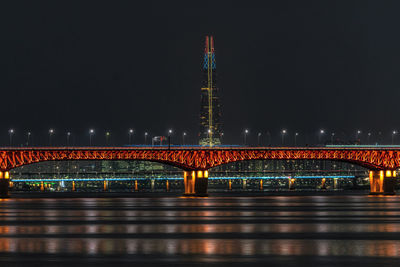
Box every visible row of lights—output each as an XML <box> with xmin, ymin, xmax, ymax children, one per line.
<box><xmin>7</xmin><ymin>128</ymin><xmax>400</xmax><ymax>146</ymax></box>
<box><xmin>242</xmin><ymin>129</ymin><xmax>400</xmax><ymax>145</ymax></box>
<box><xmin>7</xmin><ymin>128</ymin><xmax>188</xmax><ymax>146</ymax></box>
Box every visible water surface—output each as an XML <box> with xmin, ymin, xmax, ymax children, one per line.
<box><xmin>0</xmin><ymin>194</ymin><xmax>399</xmax><ymax>266</ymax></box>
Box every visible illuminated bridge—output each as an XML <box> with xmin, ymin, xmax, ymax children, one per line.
<box><xmin>0</xmin><ymin>146</ymin><xmax>399</xmax><ymax>196</ymax></box>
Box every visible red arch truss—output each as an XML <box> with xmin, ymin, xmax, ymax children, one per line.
<box><xmin>0</xmin><ymin>147</ymin><xmax>399</xmax><ymax>171</ymax></box>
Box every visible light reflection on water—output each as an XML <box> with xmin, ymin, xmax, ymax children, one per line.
<box><xmin>0</xmin><ymin>238</ymin><xmax>400</xmax><ymax>258</ymax></box>
<box><xmin>0</xmin><ymin>195</ymin><xmax>400</xmax><ymax>263</ymax></box>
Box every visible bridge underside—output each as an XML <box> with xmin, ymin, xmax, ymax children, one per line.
<box><xmin>0</xmin><ymin>148</ymin><xmax>399</xmax><ymax>197</ymax></box>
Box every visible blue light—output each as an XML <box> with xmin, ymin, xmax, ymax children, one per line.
<box><xmin>203</xmin><ymin>54</ymin><xmax>208</xmax><ymax>69</ymax></box>
<box><xmin>11</xmin><ymin>175</ymin><xmax>355</xmax><ymax>182</ymax></box>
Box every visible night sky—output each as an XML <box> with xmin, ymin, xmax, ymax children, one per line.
<box><xmin>1</xmin><ymin>1</ymin><xmax>400</xmax><ymax>146</ymax></box>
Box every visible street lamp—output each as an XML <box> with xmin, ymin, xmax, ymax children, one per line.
<box><xmin>49</xmin><ymin>129</ymin><xmax>54</xmax><ymax>146</ymax></box>
<box><xmin>105</xmin><ymin>131</ymin><xmax>110</xmax><ymax>146</ymax></box>
<box><xmin>8</xmin><ymin>129</ymin><xmax>14</xmax><ymax>146</ymax></box>
<box><xmin>67</xmin><ymin>132</ymin><xmax>71</xmax><ymax>146</ymax></box>
<box><xmin>318</xmin><ymin>129</ymin><xmax>325</xmax><ymax>144</ymax></box>
<box><xmin>128</xmin><ymin>129</ymin><xmax>134</xmax><ymax>145</ymax></box>
<box><xmin>281</xmin><ymin>129</ymin><xmax>286</xmax><ymax>145</ymax></box>
<box><xmin>168</xmin><ymin>129</ymin><xmax>173</xmax><ymax>149</ymax></box>
<box><xmin>367</xmin><ymin>132</ymin><xmax>371</xmax><ymax>145</ymax></box>
<box><xmin>208</xmin><ymin>129</ymin><xmax>212</xmax><ymax>146</ymax></box>
<box><xmin>392</xmin><ymin>130</ymin><xmax>397</xmax><ymax>145</ymax></box>
<box><xmin>144</xmin><ymin>132</ymin><xmax>148</xmax><ymax>145</ymax></box>
<box><xmin>331</xmin><ymin>132</ymin><xmax>335</xmax><ymax>144</ymax></box>
<box><xmin>182</xmin><ymin>132</ymin><xmax>187</xmax><ymax>146</ymax></box>
<box><xmin>89</xmin><ymin>129</ymin><xmax>94</xmax><ymax>146</ymax></box>
<box><xmin>257</xmin><ymin>132</ymin><xmax>262</xmax><ymax>146</ymax></box>
<box><xmin>244</xmin><ymin>129</ymin><xmax>249</xmax><ymax>146</ymax></box>
<box><xmin>27</xmin><ymin>131</ymin><xmax>31</xmax><ymax>146</ymax></box>
<box><xmin>294</xmin><ymin>132</ymin><xmax>299</xmax><ymax>146</ymax></box>
<box><xmin>356</xmin><ymin>130</ymin><xmax>361</xmax><ymax>141</ymax></box>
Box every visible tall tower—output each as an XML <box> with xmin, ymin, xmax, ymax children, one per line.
<box><xmin>199</xmin><ymin>36</ymin><xmax>222</xmax><ymax>146</ymax></box>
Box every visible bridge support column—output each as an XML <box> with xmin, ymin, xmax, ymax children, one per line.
<box><xmin>321</xmin><ymin>178</ymin><xmax>326</xmax><ymax>190</ymax></box>
<box><xmin>72</xmin><ymin>181</ymin><xmax>76</xmax><ymax>192</ymax></box>
<box><xmin>289</xmin><ymin>177</ymin><xmax>295</xmax><ymax>190</ymax></box>
<box><xmin>184</xmin><ymin>170</ymin><xmax>208</xmax><ymax>196</ymax></box>
<box><xmin>166</xmin><ymin>180</ymin><xmax>169</xmax><ymax>192</ymax></box>
<box><xmin>40</xmin><ymin>181</ymin><xmax>44</xmax><ymax>192</ymax></box>
<box><xmin>103</xmin><ymin>180</ymin><xmax>108</xmax><ymax>191</ymax></box>
<box><xmin>134</xmin><ymin>180</ymin><xmax>138</xmax><ymax>191</ymax></box>
<box><xmin>369</xmin><ymin>170</ymin><xmax>397</xmax><ymax>195</ymax></box>
<box><xmin>0</xmin><ymin>171</ymin><xmax>10</xmax><ymax>198</ymax></box>
<box><xmin>260</xmin><ymin>179</ymin><xmax>263</xmax><ymax>190</ymax></box>
<box><xmin>228</xmin><ymin>179</ymin><xmax>232</xmax><ymax>190</ymax></box>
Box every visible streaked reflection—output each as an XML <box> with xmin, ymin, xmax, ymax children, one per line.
<box><xmin>0</xmin><ymin>238</ymin><xmax>400</xmax><ymax>258</ymax></box>
<box><xmin>0</xmin><ymin>195</ymin><xmax>400</xmax><ymax>262</ymax></box>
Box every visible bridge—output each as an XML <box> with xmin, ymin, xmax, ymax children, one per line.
<box><xmin>0</xmin><ymin>146</ymin><xmax>399</xmax><ymax>196</ymax></box>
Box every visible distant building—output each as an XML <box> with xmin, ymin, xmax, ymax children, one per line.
<box><xmin>199</xmin><ymin>36</ymin><xmax>222</xmax><ymax>146</ymax></box>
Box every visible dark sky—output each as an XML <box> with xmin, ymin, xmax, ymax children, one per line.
<box><xmin>1</xmin><ymin>1</ymin><xmax>400</xmax><ymax>146</ymax></box>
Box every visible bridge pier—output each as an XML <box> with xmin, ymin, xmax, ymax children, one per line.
<box><xmin>289</xmin><ymin>177</ymin><xmax>295</xmax><ymax>190</ymax></box>
<box><xmin>103</xmin><ymin>180</ymin><xmax>108</xmax><ymax>191</ymax></box>
<box><xmin>321</xmin><ymin>178</ymin><xmax>326</xmax><ymax>190</ymax></box>
<box><xmin>184</xmin><ymin>170</ymin><xmax>208</xmax><ymax>196</ymax></box>
<box><xmin>0</xmin><ymin>171</ymin><xmax>10</xmax><ymax>198</ymax></box>
<box><xmin>369</xmin><ymin>170</ymin><xmax>397</xmax><ymax>195</ymax></box>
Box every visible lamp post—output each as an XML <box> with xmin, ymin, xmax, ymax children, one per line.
<box><xmin>244</xmin><ymin>129</ymin><xmax>249</xmax><ymax>146</ymax></box>
<box><xmin>49</xmin><ymin>129</ymin><xmax>54</xmax><ymax>146</ymax></box>
<box><xmin>89</xmin><ymin>129</ymin><xmax>94</xmax><ymax>146</ymax></box>
<box><xmin>220</xmin><ymin>132</ymin><xmax>224</xmax><ymax>144</ymax></box>
<box><xmin>281</xmin><ymin>129</ymin><xmax>286</xmax><ymax>145</ymax></box>
<box><xmin>294</xmin><ymin>132</ymin><xmax>299</xmax><ymax>146</ymax></box>
<box><xmin>27</xmin><ymin>132</ymin><xmax>31</xmax><ymax>146</ymax></box>
<box><xmin>318</xmin><ymin>129</ymin><xmax>325</xmax><ymax>144</ymax></box>
<box><xmin>105</xmin><ymin>131</ymin><xmax>110</xmax><ymax>146</ymax></box>
<box><xmin>208</xmin><ymin>129</ymin><xmax>212</xmax><ymax>146</ymax></box>
<box><xmin>168</xmin><ymin>129</ymin><xmax>173</xmax><ymax>149</ymax></box>
<box><xmin>128</xmin><ymin>129</ymin><xmax>134</xmax><ymax>145</ymax></box>
<box><xmin>144</xmin><ymin>132</ymin><xmax>148</xmax><ymax>145</ymax></box>
<box><xmin>367</xmin><ymin>132</ymin><xmax>371</xmax><ymax>145</ymax></box>
<box><xmin>356</xmin><ymin>130</ymin><xmax>361</xmax><ymax>142</ymax></box>
<box><xmin>392</xmin><ymin>131</ymin><xmax>397</xmax><ymax>145</ymax></box>
<box><xmin>8</xmin><ymin>129</ymin><xmax>14</xmax><ymax>146</ymax></box>
<box><xmin>331</xmin><ymin>132</ymin><xmax>335</xmax><ymax>144</ymax></box>
<box><xmin>257</xmin><ymin>132</ymin><xmax>262</xmax><ymax>146</ymax></box>
<box><xmin>67</xmin><ymin>132</ymin><xmax>71</xmax><ymax>146</ymax></box>
<box><xmin>182</xmin><ymin>132</ymin><xmax>187</xmax><ymax>146</ymax></box>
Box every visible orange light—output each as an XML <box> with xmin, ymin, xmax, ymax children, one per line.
<box><xmin>4</xmin><ymin>172</ymin><xmax>9</xmax><ymax>179</ymax></box>
<box><xmin>197</xmin><ymin>171</ymin><xmax>203</xmax><ymax>178</ymax></box>
<box><xmin>386</xmin><ymin>170</ymin><xmax>392</xmax><ymax>177</ymax></box>
<box><xmin>0</xmin><ymin>172</ymin><xmax>3</xmax><ymax>179</ymax></box>
<box><xmin>379</xmin><ymin>171</ymin><xmax>384</xmax><ymax>193</ymax></box>
<box><xmin>204</xmin><ymin>170</ymin><xmax>209</xmax><ymax>178</ymax></box>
